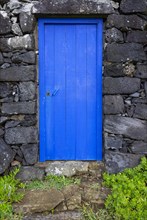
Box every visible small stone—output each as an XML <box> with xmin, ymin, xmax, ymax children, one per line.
<box><xmin>105</xmin><ymin>151</ymin><xmax>143</xmax><ymax>173</ymax></box>
<box><xmin>0</xmin><ymin>83</ymin><xmax>12</xmax><ymax>98</ymax></box>
<box><xmin>12</xmin><ymin>23</ymin><xmax>23</xmax><ymax>36</ymax></box>
<box><xmin>120</xmin><ymin>0</ymin><xmax>147</xmax><ymax>14</ymax></box>
<box><xmin>103</xmin><ymin>95</ymin><xmax>124</xmax><ymax>114</ymax></box>
<box><xmin>104</xmin><ymin>63</ymin><xmax>124</xmax><ymax>77</ymax></box>
<box><xmin>103</xmin><ymin>77</ymin><xmax>140</xmax><ymax>94</ymax></box>
<box><xmin>20</xmin><ymin>144</ymin><xmax>38</xmax><ymax>165</ymax></box>
<box><xmin>1</xmin><ymin>63</ymin><xmax>10</xmax><ymax>69</ymax></box>
<box><xmin>11</xmin><ymin>160</ymin><xmax>21</xmax><ymax>166</ymax></box>
<box><xmin>130</xmin><ymin>141</ymin><xmax>147</xmax><ymax>154</ymax></box>
<box><xmin>134</xmin><ymin>103</ymin><xmax>147</xmax><ymax>120</ymax></box>
<box><xmin>19</xmin><ymin>12</ymin><xmax>35</xmax><ymax>33</ymax></box>
<box><xmin>2</xmin><ymin>102</ymin><xmax>36</xmax><ymax>114</ymax></box>
<box><xmin>13</xmin><ymin>189</ymin><xmax>64</xmax><ymax>213</ymax></box>
<box><xmin>105</xmin><ymin>28</ymin><xmax>123</xmax><ymax>43</ymax></box>
<box><xmin>0</xmin><ymin>66</ymin><xmax>35</xmax><ymax>81</ymax></box>
<box><xmin>7</xmin><ymin>0</ymin><xmax>22</xmax><ymax>10</ymax></box>
<box><xmin>5</xmin><ymin>126</ymin><xmax>38</xmax><ymax>144</ymax></box>
<box><xmin>136</xmin><ymin>64</ymin><xmax>147</xmax><ymax>79</ymax></box>
<box><xmin>5</xmin><ymin>120</ymin><xmax>20</xmax><ymax>129</ymax></box>
<box><xmin>125</xmin><ymin>99</ymin><xmax>132</xmax><ymax>105</ymax></box>
<box><xmin>145</xmin><ymin>82</ymin><xmax>147</xmax><ymax>96</ymax></box>
<box><xmin>0</xmin><ymin>138</ymin><xmax>15</xmax><ymax>174</ymax></box>
<box><xmin>106</xmin><ymin>43</ymin><xmax>146</xmax><ymax>62</ymax></box>
<box><xmin>19</xmin><ymin>82</ymin><xmax>36</xmax><ymax>101</ymax></box>
<box><xmin>45</xmin><ymin>161</ymin><xmax>89</xmax><ymax>177</ymax></box>
<box><xmin>0</xmin><ymin>52</ymin><xmax>4</xmax><ymax>65</ymax></box>
<box><xmin>130</xmin><ymin>92</ymin><xmax>140</xmax><ymax>98</ymax></box>
<box><xmin>12</xmin><ymin>51</ymin><xmax>35</xmax><ymax>64</ymax></box>
<box><xmin>0</xmin><ymin>128</ymin><xmax>4</xmax><ymax>137</ymax></box>
<box><xmin>104</xmin><ymin>136</ymin><xmax>122</xmax><ymax>150</ymax></box>
<box><xmin>104</xmin><ymin>115</ymin><xmax>147</xmax><ymax>141</ymax></box>
<box><xmin>127</xmin><ymin>31</ymin><xmax>147</xmax><ymax>44</ymax></box>
<box><xmin>0</xmin><ymin>11</ymin><xmax>12</xmax><ymax>35</ymax></box>
<box><xmin>106</xmin><ymin>14</ymin><xmax>146</xmax><ymax>30</ymax></box>
<box><xmin>0</xmin><ymin>116</ymin><xmax>8</xmax><ymax>124</ymax></box>
<box><xmin>11</xmin><ymin>17</ymin><xmax>17</xmax><ymax>23</ymax></box>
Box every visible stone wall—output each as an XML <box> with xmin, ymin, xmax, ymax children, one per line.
<box><xmin>0</xmin><ymin>0</ymin><xmax>146</xmax><ymax>175</ymax></box>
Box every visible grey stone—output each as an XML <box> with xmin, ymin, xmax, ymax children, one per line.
<box><xmin>0</xmin><ymin>0</ymin><xmax>9</xmax><ymax>6</ymax></box>
<box><xmin>12</xmin><ymin>3</ymin><xmax>34</xmax><ymax>14</ymax></box>
<box><xmin>13</xmin><ymin>189</ymin><xmax>64</xmax><ymax>214</ymax></box>
<box><xmin>0</xmin><ymin>66</ymin><xmax>35</xmax><ymax>81</ymax></box>
<box><xmin>0</xmin><ymin>52</ymin><xmax>4</xmax><ymax>65</ymax></box>
<box><xmin>104</xmin><ymin>115</ymin><xmax>147</xmax><ymax>141</ymax></box>
<box><xmin>104</xmin><ymin>63</ymin><xmax>124</xmax><ymax>77</ymax></box>
<box><xmin>0</xmin><ymin>116</ymin><xmax>8</xmax><ymax>124</ymax></box>
<box><xmin>9</xmin><ymin>34</ymin><xmax>34</xmax><ymax>50</ymax></box>
<box><xmin>20</xmin><ymin>115</ymin><xmax>36</xmax><ymax>127</ymax></box>
<box><xmin>45</xmin><ymin>161</ymin><xmax>89</xmax><ymax>177</ymax></box>
<box><xmin>2</xmin><ymin>102</ymin><xmax>36</xmax><ymax>114</ymax></box>
<box><xmin>127</xmin><ymin>31</ymin><xmax>147</xmax><ymax>43</ymax></box>
<box><xmin>5</xmin><ymin>120</ymin><xmax>20</xmax><ymax>129</ymax></box>
<box><xmin>0</xmin><ymin>11</ymin><xmax>12</xmax><ymax>35</ymax></box>
<box><xmin>19</xmin><ymin>12</ymin><xmax>35</xmax><ymax>33</ymax></box>
<box><xmin>105</xmin><ymin>151</ymin><xmax>143</xmax><ymax>173</ymax></box>
<box><xmin>106</xmin><ymin>43</ymin><xmax>146</xmax><ymax>62</ymax></box>
<box><xmin>12</xmin><ymin>51</ymin><xmax>35</xmax><ymax>64</ymax></box>
<box><xmin>120</xmin><ymin>0</ymin><xmax>147</xmax><ymax>14</ymax></box>
<box><xmin>106</xmin><ymin>14</ymin><xmax>146</xmax><ymax>30</ymax></box>
<box><xmin>130</xmin><ymin>141</ymin><xmax>147</xmax><ymax>154</ymax></box>
<box><xmin>23</xmin><ymin>212</ymin><xmax>82</xmax><ymax>220</ymax></box>
<box><xmin>105</xmin><ymin>28</ymin><xmax>123</xmax><ymax>43</ymax></box>
<box><xmin>16</xmin><ymin>166</ymin><xmax>45</xmax><ymax>181</ymax></box>
<box><xmin>0</xmin><ymin>128</ymin><xmax>4</xmax><ymax>137</ymax></box>
<box><xmin>103</xmin><ymin>77</ymin><xmax>140</xmax><ymax>94</ymax></box>
<box><xmin>21</xmin><ymin>144</ymin><xmax>38</xmax><ymax>165</ymax></box>
<box><xmin>145</xmin><ymin>82</ymin><xmax>147</xmax><ymax>96</ymax></box>
<box><xmin>12</xmin><ymin>23</ymin><xmax>23</xmax><ymax>36</ymax></box>
<box><xmin>7</xmin><ymin>0</ymin><xmax>22</xmax><ymax>10</ymax></box>
<box><xmin>33</xmin><ymin>0</ymin><xmax>114</xmax><ymax>15</ymax></box>
<box><xmin>136</xmin><ymin>64</ymin><xmax>147</xmax><ymax>79</ymax></box>
<box><xmin>0</xmin><ymin>83</ymin><xmax>12</xmax><ymax>98</ymax></box>
<box><xmin>134</xmin><ymin>104</ymin><xmax>147</xmax><ymax>120</ymax></box>
<box><xmin>0</xmin><ymin>35</ymin><xmax>34</xmax><ymax>52</ymax></box>
<box><xmin>1</xmin><ymin>63</ymin><xmax>11</xmax><ymax>69</ymax></box>
<box><xmin>104</xmin><ymin>135</ymin><xmax>122</xmax><ymax>150</ymax></box>
<box><xmin>19</xmin><ymin>82</ymin><xmax>36</xmax><ymax>101</ymax></box>
<box><xmin>5</xmin><ymin>126</ymin><xmax>38</xmax><ymax>144</ymax></box>
<box><xmin>0</xmin><ymin>38</ymin><xmax>11</xmax><ymax>52</ymax></box>
<box><xmin>103</xmin><ymin>95</ymin><xmax>124</xmax><ymax>114</ymax></box>
<box><xmin>0</xmin><ymin>138</ymin><xmax>15</xmax><ymax>174</ymax></box>
<box><xmin>130</xmin><ymin>92</ymin><xmax>140</xmax><ymax>98</ymax></box>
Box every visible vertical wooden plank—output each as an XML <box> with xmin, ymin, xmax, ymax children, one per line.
<box><xmin>45</xmin><ymin>24</ymin><xmax>55</xmax><ymax>160</ymax></box>
<box><xmin>54</xmin><ymin>24</ymin><xmax>66</xmax><ymax>159</ymax></box>
<box><xmin>38</xmin><ymin>19</ymin><xmax>46</xmax><ymax>162</ymax></box>
<box><xmin>65</xmin><ymin>25</ymin><xmax>76</xmax><ymax>159</ymax></box>
<box><xmin>75</xmin><ymin>24</ymin><xmax>87</xmax><ymax>160</ymax></box>
<box><xmin>86</xmin><ymin>24</ymin><xmax>97</xmax><ymax>159</ymax></box>
<box><xmin>97</xmin><ymin>19</ymin><xmax>103</xmax><ymax>160</ymax></box>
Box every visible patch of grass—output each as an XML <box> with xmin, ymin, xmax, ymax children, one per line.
<box><xmin>26</xmin><ymin>175</ymin><xmax>80</xmax><ymax>190</ymax></box>
<box><xmin>0</xmin><ymin>168</ymin><xmax>25</xmax><ymax>220</ymax></box>
<box><xmin>82</xmin><ymin>205</ymin><xmax>112</xmax><ymax>220</ymax></box>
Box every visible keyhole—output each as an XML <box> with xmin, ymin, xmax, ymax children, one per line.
<box><xmin>46</xmin><ymin>92</ymin><xmax>50</xmax><ymax>96</ymax></box>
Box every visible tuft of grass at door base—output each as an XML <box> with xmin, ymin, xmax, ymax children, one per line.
<box><xmin>26</xmin><ymin>175</ymin><xmax>80</xmax><ymax>190</ymax></box>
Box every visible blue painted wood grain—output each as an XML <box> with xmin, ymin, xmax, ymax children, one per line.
<box><xmin>39</xmin><ymin>18</ymin><xmax>103</xmax><ymax>161</ymax></box>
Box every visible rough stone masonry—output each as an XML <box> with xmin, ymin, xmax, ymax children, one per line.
<box><xmin>0</xmin><ymin>0</ymin><xmax>147</xmax><ymax>176</ymax></box>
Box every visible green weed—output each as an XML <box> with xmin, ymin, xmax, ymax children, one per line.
<box><xmin>103</xmin><ymin>157</ymin><xmax>147</xmax><ymax>220</ymax></box>
<box><xmin>26</xmin><ymin>175</ymin><xmax>80</xmax><ymax>190</ymax></box>
<box><xmin>0</xmin><ymin>168</ymin><xmax>25</xmax><ymax>220</ymax></box>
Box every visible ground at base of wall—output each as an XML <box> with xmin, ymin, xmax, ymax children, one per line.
<box><xmin>13</xmin><ymin>162</ymin><xmax>110</xmax><ymax>220</ymax></box>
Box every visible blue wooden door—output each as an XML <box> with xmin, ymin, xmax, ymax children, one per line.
<box><xmin>39</xmin><ymin>19</ymin><xmax>103</xmax><ymax>161</ymax></box>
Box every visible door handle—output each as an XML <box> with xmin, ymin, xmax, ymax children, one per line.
<box><xmin>46</xmin><ymin>89</ymin><xmax>59</xmax><ymax>97</ymax></box>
